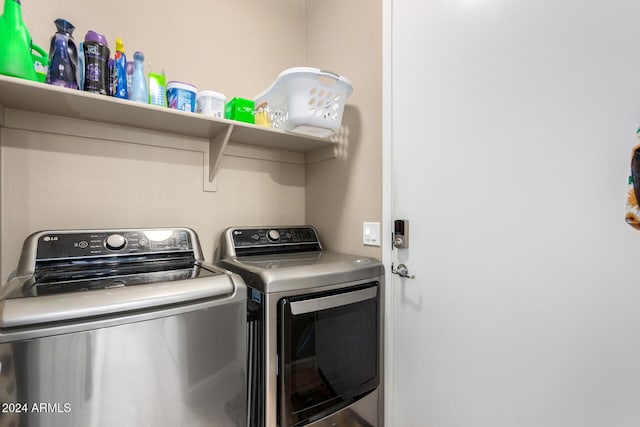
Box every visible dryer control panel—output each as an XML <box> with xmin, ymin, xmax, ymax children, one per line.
<box><xmin>232</xmin><ymin>227</ymin><xmax>317</xmax><ymax>246</ymax></box>
<box><xmin>226</xmin><ymin>226</ymin><xmax>322</xmax><ymax>256</ymax></box>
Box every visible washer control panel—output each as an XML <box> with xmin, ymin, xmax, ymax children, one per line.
<box><xmin>36</xmin><ymin>229</ymin><xmax>193</xmax><ymax>259</ymax></box>
<box><xmin>231</xmin><ymin>227</ymin><xmax>319</xmax><ymax>248</ymax></box>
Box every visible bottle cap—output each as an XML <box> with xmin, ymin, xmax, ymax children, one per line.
<box><xmin>54</xmin><ymin>18</ymin><xmax>75</xmax><ymax>36</ymax></box>
<box><xmin>116</xmin><ymin>37</ymin><xmax>125</xmax><ymax>53</ymax></box>
<box><xmin>85</xmin><ymin>30</ymin><xmax>108</xmax><ymax>46</ymax></box>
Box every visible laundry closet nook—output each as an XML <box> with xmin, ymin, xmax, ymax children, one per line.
<box><xmin>0</xmin><ymin>0</ymin><xmax>383</xmax><ymax>282</ymax></box>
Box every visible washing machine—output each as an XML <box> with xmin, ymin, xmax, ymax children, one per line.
<box><xmin>216</xmin><ymin>225</ymin><xmax>384</xmax><ymax>427</ymax></box>
<box><xmin>0</xmin><ymin>227</ymin><xmax>247</xmax><ymax>427</ymax></box>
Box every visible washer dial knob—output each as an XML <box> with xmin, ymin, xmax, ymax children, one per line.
<box><xmin>267</xmin><ymin>229</ymin><xmax>281</xmax><ymax>242</ymax></box>
<box><xmin>105</xmin><ymin>234</ymin><xmax>127</xmax><ymax>250</ymax></box>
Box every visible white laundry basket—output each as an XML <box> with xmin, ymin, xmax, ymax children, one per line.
<box><xmin>254</xmin><ymin>67</ymin><xmax>353</xmax><ymax>138</ymax></box>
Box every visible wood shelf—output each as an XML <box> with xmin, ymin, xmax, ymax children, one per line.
<box><xmin>0</xmin><ymin>74</ymin><xmax>336</xmax><ymax>190</ymax></box>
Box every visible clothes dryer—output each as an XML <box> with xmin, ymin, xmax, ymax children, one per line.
<box><xmin>216</xmin><ymin>226</ymin><xmax>384</xmax><ymax>427</ymax></box>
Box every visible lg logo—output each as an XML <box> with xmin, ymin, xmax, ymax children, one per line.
<box><xmin>43</xmin><ymin>236</ymin><xmax>59</xmax><ymax>242</ymax></box>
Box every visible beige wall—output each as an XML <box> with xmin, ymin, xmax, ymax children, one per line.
<box><xmin>23</xmin><ymin>0</ymin><xmax>306</xmax><ymax>97</ymax></box>
<box><xmin>304</xmin><ymin>0</ymin><xmax>383</xmax><ymax>258</ymax></box>
<box><xmin>0</xmin><ymin>0</ymin><xmax>308</xmax><ymax>280</ymax></box>
<box><xmin>0</xmin><ymin>122</ymin><xmax>306</xmax><ymax>280</ymax></box>
<box><xmin>0</xmin><ymin>0</ymin><xmax>382</xmax><ymax>280</ymax></box>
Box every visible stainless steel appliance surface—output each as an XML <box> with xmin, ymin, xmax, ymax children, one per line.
<box><xmin>216</xmin><ymin>226</ymin><xmax>384</xmax><ymax>427</ymax></box>
<box><xmin>0</xmin><ymin>228</ymin><xmax>247</xmax><ymax>427</ymax></box>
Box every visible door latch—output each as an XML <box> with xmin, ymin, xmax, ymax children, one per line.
<box><xmin>392</xmin><ymin>263</ymin><xmax>415</xmax><ymax>279</ymax></box>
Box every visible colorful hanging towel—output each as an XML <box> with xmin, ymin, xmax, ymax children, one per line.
<box><xmin>626</xmin><ymin>144</ymin><xmax>640</xmax><ymax>229</ymax></box>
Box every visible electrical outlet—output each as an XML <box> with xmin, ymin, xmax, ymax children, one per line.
<box><xmin>363</xmin><ymin>222</ymin><xmax>381</xmax><ymax>246</ymax></box>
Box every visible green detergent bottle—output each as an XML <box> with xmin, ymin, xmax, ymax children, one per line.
<box><xmin>0</xmin><ymin>0</ymin><xmax>46</xmax><ymax>81</ymax></box>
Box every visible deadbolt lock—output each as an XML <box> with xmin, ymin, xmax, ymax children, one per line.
<box><xmin>393</xmin><ymin>219</ymin><xmax>409</xmax><ymax>249</ymax></box>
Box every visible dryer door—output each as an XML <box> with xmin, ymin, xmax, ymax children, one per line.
<box><xmin>278</xmin><ymin>283</ymin><xmax>379</xmax><ymax>427</ymax></box>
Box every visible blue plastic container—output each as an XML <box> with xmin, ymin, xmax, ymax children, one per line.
<box><xmin>167</xmin><ymin>81</ymin><xmax>196</xmax><ymax>112</ymax></box>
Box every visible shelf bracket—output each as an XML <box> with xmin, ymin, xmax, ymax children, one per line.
<box><xmin>204</xmin><ymin>124</ymin><xmax>234</xmax><ymax>192</ymax></box>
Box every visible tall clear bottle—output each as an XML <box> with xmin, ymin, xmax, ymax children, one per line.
<box><xmin>129</xmin><ymin>51</ymin><xmax>148</xmax><ymax>103</ymax></box>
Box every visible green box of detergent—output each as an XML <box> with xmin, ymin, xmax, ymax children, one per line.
<box><xmin>225</xmin><ymin>97</ymin><xmax>255</xmax><ymax>124</ymax></box>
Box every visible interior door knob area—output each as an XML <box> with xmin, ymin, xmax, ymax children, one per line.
<box><xmin>392</xmin><ymin>263</ymin><xmax>415</xmax><ymax>279</ymax></box>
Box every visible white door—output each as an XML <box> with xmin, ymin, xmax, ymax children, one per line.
<box><xmin>386</xmin><ymin>0</ymin><xmax>640</xmax><ymax>426</ymax></box>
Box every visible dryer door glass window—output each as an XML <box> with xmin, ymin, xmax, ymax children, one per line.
<box><xmin>278</xmin><ymin>283</ymin><xmax>379</xmax><ymax>427</ymax></box>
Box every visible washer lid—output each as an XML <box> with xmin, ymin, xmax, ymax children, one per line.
<box><xmin>0</xmin><ymin>228</ymin><xmax>247</xmax><ymax>327</ymax></box>
<box><xmin>217</xmin><ymin>250</ymin><xmax>383</xmax><ymax>293</ymax></box>
<box><xmin>0</xmin><ymin>264</ymin><xmax>237</xmax><ymax>328</ymax></box>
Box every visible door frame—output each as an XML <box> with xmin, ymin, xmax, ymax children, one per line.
<box><xmin>382</xmin><ymin>0</ymin><xmax>394</xmax><ymax>425</ymax></box>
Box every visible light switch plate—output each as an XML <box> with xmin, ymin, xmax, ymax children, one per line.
<box><xmin>363</xmin><ymin>222</ymin><xmax>381</xmax><ymax>246</ymax></box>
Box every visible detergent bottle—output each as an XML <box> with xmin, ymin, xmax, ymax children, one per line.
<box><xmin>46</xmin><ymin>18</ymin><xmax>78</xmax><ymax>89</ymax></box>
<box><xmin>82</xmin><ymin>30</ymin><xmax>109</xmax><ymax>95</ymax></box>
<box><xmin>129</xmin><ymin>51</ymin><xmax>148</xmax><ymax>103</ymax></box>
<box><xmin>125</xmin><ymin>60</ymin><xmax>133</xmax><ymax>95</ymax></box>
<box><xmin>0</xmin><ymin>0</ymin><xmax>46</xmax><ymax>81</ymax></box>
<box><xmin>113</xmin><ymin>37</ymin><xmax>128</xmax><ymax>99</ymax></box>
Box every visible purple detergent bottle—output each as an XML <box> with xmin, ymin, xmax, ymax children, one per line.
<box><xmin>82</xmin><ymin>30</ymin><xmax>109</xmax><ymax>95</ymax></box>
<box><xmin>108</xmin><ymin>57</ymin><xmax>114</xmax><ymax>95</ymax></box>
<box><xmin>46</xmin><ymin>18</ymin><xmax>78</xmax><ymax>89</ymax></box>
<box><xmin>126</xmin><ymin>60</ymin><xmax>134</xmax><ymax>96</ymax></box>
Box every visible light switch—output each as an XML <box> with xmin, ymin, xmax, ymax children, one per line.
<box><xmin>363</xmin><ymin>222</ymin><xmax>381</xmax><ymax>246</ymax></box>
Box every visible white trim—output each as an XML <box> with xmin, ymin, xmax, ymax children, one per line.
<box><xmin>382</xmin><ymin>0</ymin><xmax>394</xmax><ymax>425</ymax></box>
